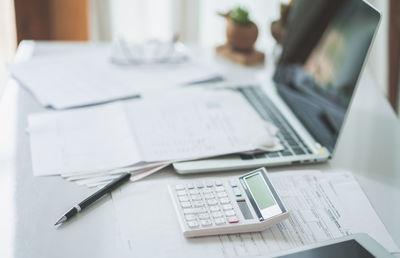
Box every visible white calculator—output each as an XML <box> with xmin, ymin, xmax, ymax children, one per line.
<box><xmin>168</xmin><ymin>167</ymin><xmax>289</xmax><ymax>237</ymax></box>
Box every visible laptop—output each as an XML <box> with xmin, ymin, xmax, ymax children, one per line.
<box><xmin>174</xmin><ymin>0</ymin><xmax>381</xmax><ymax>174</ymax></box>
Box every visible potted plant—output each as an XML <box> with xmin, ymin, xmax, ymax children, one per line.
<box><xmin>220</xmin><ymin>7</ymin><xmax>258</xmax><ymax>52</ymax></box>
<box><xmin>270</xmin><ymin>0</ymin><xmax>295</xmax><ymax>44</ymax></box>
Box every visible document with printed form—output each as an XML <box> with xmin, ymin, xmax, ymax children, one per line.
<box><xmin>111</xmin><ymin>170</ymin><xmax>399</xmax><ymax>258</ymax></box>
<box><xmin>27</xmin><ymin>89</ymin><xmax>281</xmax><ymax>177</ymax></box>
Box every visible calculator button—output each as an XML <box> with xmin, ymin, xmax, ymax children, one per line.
<box><xmin>236</xmin><ymin>197</ymin><xmax>245</xmax><ymax>201</ymax></box>
<box><xmin>189</xmin><ymin>189</ymin><xmax>199</xmax><ymax>195</ymax></box>
<box><xmin>212</xmin><ymin>211</ymin><xmax>223</xmax><ymax>218</ymax></box>
<box><xmin>220</xmin><ymin>198</ymin><xmax>230</xmax><ymax>204</ymax></box>
<box><xmin>179</xmin><ymin>196</ymin><xmax>190</xmax><ymax>202</ymax></box>
<box><xmin>185</xmin><ymin>214</ymin><xmax>196</xmax><ymax>221</ymax></box>
<box><xmin>222</xmin><ymin>204</ymin><xmax>233</xmax><ymax>210</ymax></box>
<box><xmin>227</xmin><ymin>216</ymin><xmax>239</xmax><ymax>224</ymax></box>
<box><xmin>202</xmin><ymin>188</ymin><xmax>212</xmax><ymax>194</ymax></box>
<box><xmin>207</xmin><ymin>199</ymin><xmax>218</xmax><ymax>206</ymax></box>
<box><xmin>215</xmin><ymin>218</ymin><xmax>226</xmax><ymax>225</ymax></box>
<box><xmin>194</xmin><ymin>207</ymin><xmax>207</xmax><ymax>214</ymax></box>
<box><xmin>217</xmin><ymin>192</ymin><xmax>228</xmax><ymax>198</ymax></box>
<box><xmin>229</xmin><ymin>180</ymin><xmax>238</xmax><ymax>187</ymax></box>
<box><xmin>204</xmin><ymin>193</ymin><xmax>215</xmax><ymax>199</ymax></box>
<box><xmin>175</xmin><ymin>184</ymin><xmax>185</xmax><ymax>190</ymax></box>
<box><xmin>193</xmin><ymin>201</ymin><xmax>204</xmax><ymax>207</ymax></box>
<box><xmin>183</xmin><ymin>208</ymin><xmax>195</xmax><ymax>214</ymax></box>
<box><xmin>201</xmin><ymin>219</ymin><xmax>212</xmax><ymax>227</ymax></box>
<box><xmin>191</xmin><ymin>194</ymin><xmax>202</xmax><ymax>201</ymax></box>
<box><xmin>187</xmin><ymin>221</ymin><xmax>199</xmax><ymax>228</ymax></box>
<box><xmin>181</xmin><ymin>201</ymin><xmax>191</xmax><ymax>208</ymax></box>
<box><xmin>199</xmin><ymin>213</ymin><xmax>210</xmax><ymax>220</ymax></box>
<box><xmin>206</xmin><ymin>181</ymin><xmax>214</xmax><ymax>187</ymax></box>
<box><xmin>187</xmin><ymin>183</ymin><xmax>195</xmax><ymax>189</ymax></box>
<box><xmin>215</xmin><ymin>180</ymin><xmax>223</xmax><ymax>186</ymax></box>
<box><xmin>176</xmin><ymin>190</ymin><xmax>187</xmax><ymax>196</ymax></box>
<box><xmin>215</xmin><ymin>186</ymin><xmax>225</xmax><ymax>192</ymax></box>
<box><xmin>225</xmin><ymin>210</ymin><xmax>236</xmax><ymax>217</ymax></box>
<box><xmin>233</xmin><ymin>188</ymin><xmax>242</xmax><ymax>197</ymax></box>
<box><xmin>196</xmin><ymin>182</ymin><xmax>204</xmax><ymax>188</ymax></box>
<box><xmin>209</xmin><ymin>206</ymin><xmax>220</xmax><ymax>211</ymax></box>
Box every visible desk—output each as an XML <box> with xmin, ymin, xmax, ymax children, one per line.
<box><xmin>0</xmin><ymin>41</ymin><xmax>399</xmax><ymax>258</ymax></box>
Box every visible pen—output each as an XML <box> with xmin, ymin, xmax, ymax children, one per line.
<box><xmin>54</xmin><ymin>172</ymin><xmax>131</xmax><ymax>226</ymax></box>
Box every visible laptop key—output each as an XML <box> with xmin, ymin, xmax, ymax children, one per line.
<box><xmin>281</xmin><ymin>132</ymin><xmax>290</xmax><ymax>137</ymax></box>
<box><xmin>281</xmin><ymin>151</ymin><xmax>293</xmax><ymax>156</ymax></box>
<box><xmin>292</xmin><ymin>148</ymin><xmax>305</xmax><ymax>155</ymax></box>
<box><xmin>239</xmin><ymin>154</ymin><xmax>253</xmax><ymax>160</ymax></box>
<box><xmin>254</xmin><ymin>153</ymin><xmax>266</xmax><ymax>159</ymax></box>
<box><xmin>267</xmin><ymin>152</ymin><xmax>280</xmax><ymax>158</ymax></box>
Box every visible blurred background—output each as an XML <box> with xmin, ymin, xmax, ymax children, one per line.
<box><xmin>0</xmin><ymin>0</ymin><xmax>398</xmax><ymax>114</ymax></box>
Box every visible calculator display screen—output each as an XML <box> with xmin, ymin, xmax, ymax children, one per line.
<box><xmin>244</xmin><ymin>173</ymin><xmax>276</xmax><ymax>210</ymax></box>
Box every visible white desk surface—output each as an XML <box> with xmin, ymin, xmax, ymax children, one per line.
<box><xmin>0</xmin><ymin>41</ymin><xmax>399</xmax><ymax>258</ymax></box>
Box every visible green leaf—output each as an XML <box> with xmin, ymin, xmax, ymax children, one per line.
<box><xmin>229</xmin><ymin>7</ymin><xmax>251</xmax><ymax>25</ymax></box>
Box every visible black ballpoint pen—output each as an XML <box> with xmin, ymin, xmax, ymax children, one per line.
<box><xmin>54</xmin><ymin>172</ymin><xmax>131</xmax><ymax>226</ymax></box>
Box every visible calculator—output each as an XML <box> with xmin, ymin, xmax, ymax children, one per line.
<box><xmin>168</xmin><ymin>167</ymin><xmax>289</xmax><ymax>237</ymax></box>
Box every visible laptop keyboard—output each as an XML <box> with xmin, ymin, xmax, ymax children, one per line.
<box><xmin>237</xmin><ymin>86</ymin><xmax>312</xmax><ymax>160</ymax></box>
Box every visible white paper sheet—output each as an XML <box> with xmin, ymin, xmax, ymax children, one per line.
<box><xmin>61</xmin><ymin>161</ymin><xmax>169</xmax><ymax>179</ymax></box>
<box><xmin>28</xmin><ymin>89</ymin><xmax>279</xmax><ymax>176</ymax></box>
<box><xmin>123</xmin><ymin>89</ymin><xmax>278</xmax><ymax>162</ymax></box>
<box><xmin>72</xmin><ymin>163</ymin><xmax>170</xmax><ymax>188</ymax></box>
<box><xmin>130</xmin><ymin>163</ymin><xmax>171</xmax><ymax>182</ymax></box>
<box><xmin>111</xmin><ymin>170</ymin><xmax>399</xmax><ymax>258</ymax></box>
<box><xmin>28</xmin><ymin>102</ymin><xmax>141</xmax><ymax>176</ymax></box>
<box><xmin>9</xmin><ymin>44</ymin><xmax>222</xmax><ymax>109</ymax></box>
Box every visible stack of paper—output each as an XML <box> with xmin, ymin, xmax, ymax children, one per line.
<box><xmin>9</xmin><ymin>43</ymin><xmax>223</xmax><ymax>109</ymax></box>
<box><xmin>27</xmin><ymin>89</ymin><xmax>282</xmax><ymax>187</ymax></box>
<box><xmin>61</xmin><ymin>163</ymin><xmax>171</xmax><ymax>188</ymax></box>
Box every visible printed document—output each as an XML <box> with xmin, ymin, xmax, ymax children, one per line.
<box><xmin>111</xmin><ymin>170</ymin><xmax>399</xmax><ymax>258</ymax></box>
<box><xmin>28</xmin><ymin>89</ymin><xmax>279</xmax><ymax>176</ymax></box>
<box><xmin>9</xmin><ymin>44</ymin><xmax>222</xmax><ymax>109</ymax></box>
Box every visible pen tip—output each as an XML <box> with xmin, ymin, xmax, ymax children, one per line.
<box><xmin>54</xmin><ymin>216</ymin><xmax>67</xmax><ymax>226</ymax></box>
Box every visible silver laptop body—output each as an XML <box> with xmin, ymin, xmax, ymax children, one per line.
<box><xmin>174</xmin><ymin>0</ymin><xmax>380</xmax><ymax>174</ymax></box>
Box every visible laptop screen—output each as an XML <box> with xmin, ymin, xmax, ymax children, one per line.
<box><xmin>274</xmin><ymin>0</ymin><xmax>380</xmax><ymax>152</ymax></box>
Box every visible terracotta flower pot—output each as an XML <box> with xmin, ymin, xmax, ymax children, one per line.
<box><xmin>225</xmin><ymin>17</ymin><xmax>258</xmax><ymax>52</ymax></box>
